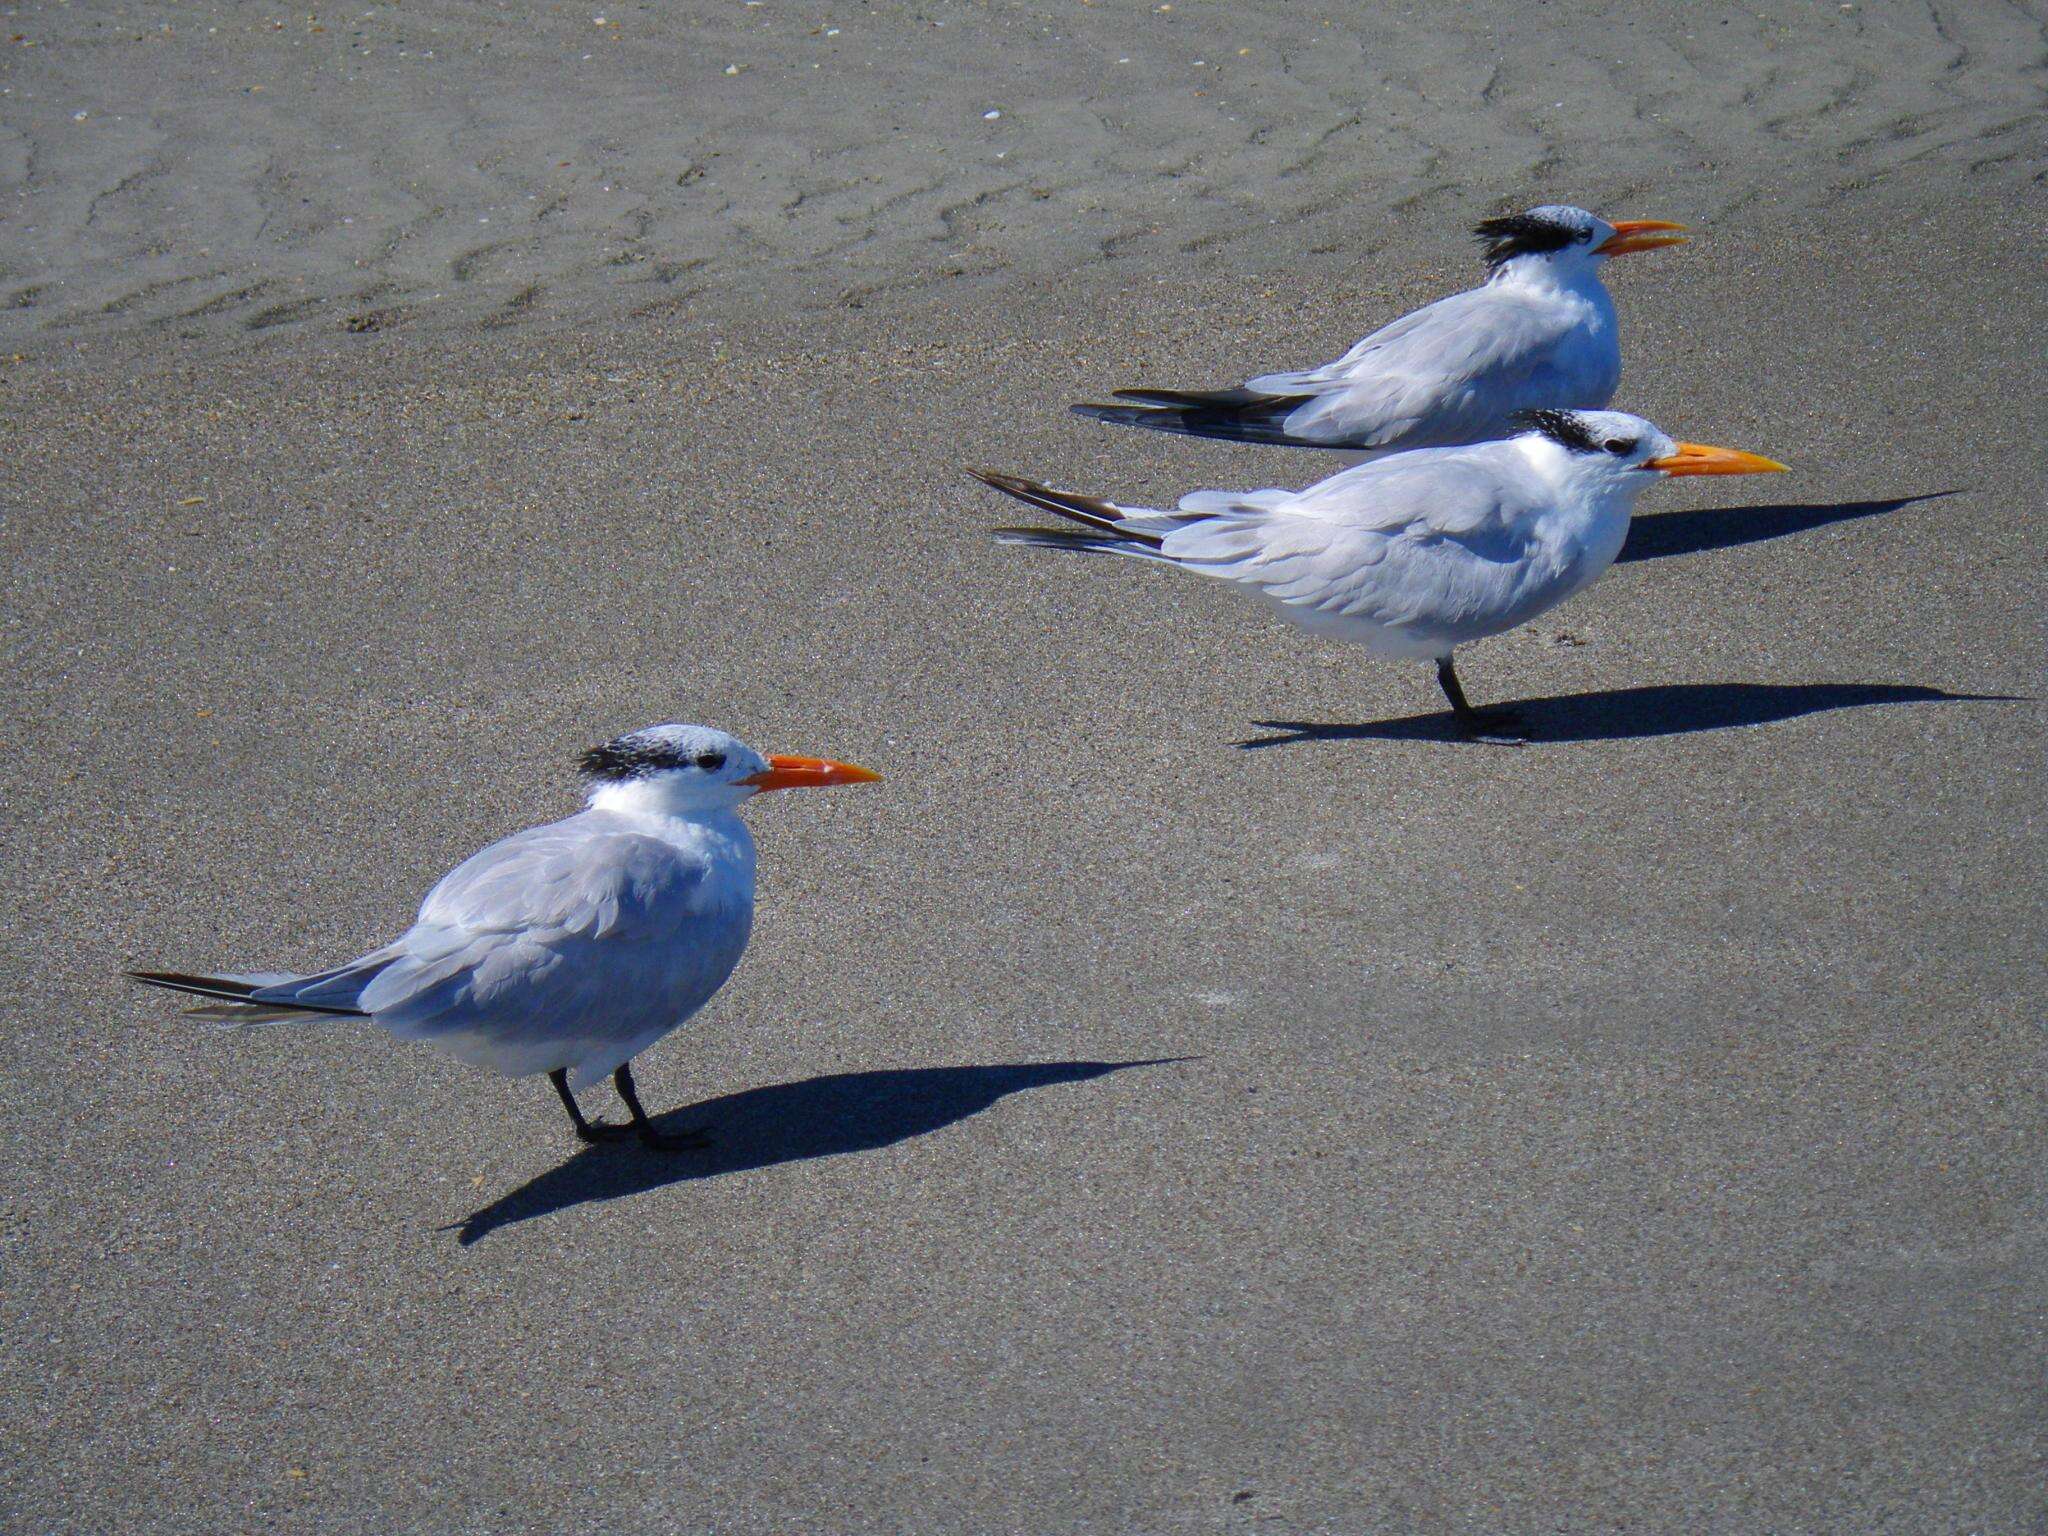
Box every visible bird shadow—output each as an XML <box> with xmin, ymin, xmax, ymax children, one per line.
<box><xmin>1240</xmin><ymin>683</ymin><xmax>2020</xmax><ymax>749</ymax></box>
<box><xmin>1615</xmin><ymin>490</ymin><xmax>1961</xmax><ymax>563</ymax></box>
<box><xmin>451</xmin><ymin>1057</ymin><xmax>1188</xmax><ymax>1244</ymax></box>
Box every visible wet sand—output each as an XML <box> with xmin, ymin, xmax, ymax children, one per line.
<box><xmin>2</xmin><ymin>2</ymin><xmax>2043</xmax><ymax>1531</ymax></box>
<box><xmin>5</xmin><ymin>0</ymin><xmax>2044</xmax><ymax>347</ymax></box>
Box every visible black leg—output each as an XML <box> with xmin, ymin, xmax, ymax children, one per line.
<box><xmin>1435</xmin><ymin>655</ymin><xmax>1527</xmax><ymax>745</ymax></box>
<box><xmin>613</xmin><ymin>1062</ymin><xmax>712</xmax><ymax>1152</ymax></box>
<box><xmin>550</xmin><ymin>1067</ymin><xmax>630</xmax><ymax>1144</ymax></box>
<box><xmin>1435</xmin><ymin>655</ymin><xmax>1474</xmax><ymax>715</ymax></box>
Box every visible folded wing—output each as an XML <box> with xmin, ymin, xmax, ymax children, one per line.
<box><xmin>355</xmin><ymin>813</ymin><xmax>750</xmax><ymax>1087</ymax></box>
<box><xmin>1163</xmin><ymin>447</ymin><xmax>1552</xmax><ymax>635</ymax></box>
<box><xmin>1078</xmin><ymin>285</ymin><xmax>1604</xmax><ymax>452</ymax></box>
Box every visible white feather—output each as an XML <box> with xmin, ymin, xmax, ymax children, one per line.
<box><xmin>156</xmin><ymin>726</ymin><xmax>778</xmax><ymax>1092</ymax></box>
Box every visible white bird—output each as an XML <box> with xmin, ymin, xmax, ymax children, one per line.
<box><xmin>972</xmin><ymin>409</ymin><xmax>1785</xmax><ymax>739</ymax></box>
<box><xmin>128</xmin><ymin>725</ymin><xmax>880</xmax><ymax>1149</ymax></box>
<box><xmin>1072</xmin><ymin>206</ymin><xmax>1688</xmax><ymax>453</ymax></box>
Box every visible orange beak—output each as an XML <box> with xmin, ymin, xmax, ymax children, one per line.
<box><xmin>740</xmin><ymin>754</ymin><xmax>883</xmax><ymax>792</ymax></box>
<box><xmin>1643</xmin><ymin>441</ymin><xmax>1789</xmax><ymax>477</ymax></box>
<box><xmin>1597</xmin><ymin>219</ymin><xmax>1689</xmax><ymax>257</ymax></box>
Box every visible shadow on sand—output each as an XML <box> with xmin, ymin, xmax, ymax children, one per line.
<box><xmin>1240</xmin><ymin>682</ymin><xmax>2018</xmax><ymax>749</ymax></box>
<box><xmin>453</xmin><ymin>1058</ymin><xmax>1184</xmax><ymax>1244</ymax></box>
<box><xmin>1615</xmin><ymin>491</ymin><xmax>1961</xmax><ymax>563</ymax></box>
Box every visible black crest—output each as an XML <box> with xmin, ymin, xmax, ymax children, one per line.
<box><xmin>1513</xmin><ymin>408</ymin><xmax>1601</xmax><ymax>452</ymax></box>
<box><xmin>577</xmin><ymin>733</ymin><xmax>690</xmax><ymax>781</ymax></box>
<box><xmin>1473</xmin><ymin>212</ymin><xmax>1588</xmax><ymax>269</ymax></box>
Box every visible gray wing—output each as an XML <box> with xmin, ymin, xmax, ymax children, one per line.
<box><xmin>1248</xmin><ymin>287</ymin><xmax>1608</xmax><ymax>449</ymax></box>
<box><xmin>1247</xmin><ymin>288</ymin><xmax>1491</xmax><ymax>390</ymax></box>
<box><xmin>351</xmin><ymin>812</ymin><xmax>752</xmax><ymax>1087</ymax></box>
<box><xmin>1273</xmin><ymin>446</ymin><xmax>1534</xmax><ymax>536</ymax></box>
<box><xmin>1160</xmin><ymin>448</ymin><xmax>1550</xmax><ymax>630</ymax></box>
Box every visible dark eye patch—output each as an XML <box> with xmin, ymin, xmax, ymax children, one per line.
<box><xmin>694</xmin><ymin>751</ymin><xmax>727</xmax><ymax>771</ymax></box>
<box><xmin>1603</xmin><ymin>437</ymin><xmax>1636</xmax><ymax>456</ymax></box>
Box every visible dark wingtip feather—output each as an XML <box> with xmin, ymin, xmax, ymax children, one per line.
<box><xmin>1071</xmin><ymin>392</ymin><xmax>1319</xmax><ymax>446</ymax></box>
<box><xmin>966</xmin><ymin>468</ymin><xmax>1169</xmax><ymax>548</ymax></box>
<box><xmin>1108</xmin><ymin>386</ymin><xmax>1268</xmax><ymax>408</ymax></box>
<box><xmin>126</xmin><ymin>968</ymin><xmax>260</xmax><ymax>998</ymax></box>
<box><xmin>990</xmin><ymin>524</ymin><xmax>1112</xmax><ymax>545</ymax></box>
<box><xmin>125</xmin><ymin>968</ymin><xmax>370</xmax><ymax>1016</ymax></box>
<box><xmin>991</xmin><ymin>527</ymin><xmax>1162</xmax><ymax>560</ymax></box>
<box><xmin>1070</xmin><ymin>402</ymin><xmax>1156</xmax><ymax>426</ymax></box>
<box><xmin>964</xmin><ymin>466</ymin><xmax>1032</xmax><ymax>495</ymax></box>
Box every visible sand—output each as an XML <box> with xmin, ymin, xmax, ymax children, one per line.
<box><xmin>2</xmin><ymin>2</ymin><xmax>2043</xmax><ymax>1531</ymax></box>
<box><xmin>6</xmin><ymin>0</ymin><xmax>2045</xmax><ymax>344</ymax></box>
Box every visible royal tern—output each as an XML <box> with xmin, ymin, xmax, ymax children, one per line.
<box><xmin>128</xmin><ymin>725</ymin><xmax>880</xmax><ymax>1148</ymax></box>
<box><xmin>972</xmin><ymin>408</ymin><xmax>1784</xmax><ymax>739</ymax></box>
<box><xmin>1072</xmin><ymin>206</ymin><xmax>1687</xmax><ymax>453</ymax></box>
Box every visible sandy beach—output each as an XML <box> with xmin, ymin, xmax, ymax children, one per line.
<box><xmin>3</xmin><ymin>2</ymin><xmax>2043</xmax><ymax>1531</ymax></box>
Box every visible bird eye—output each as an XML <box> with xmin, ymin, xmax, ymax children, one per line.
<box><xmin>1603</xmin><ymin>437</ymin><xmax>1635</xmax><ymax>456</ymax></box>
<box><xmin>694</xmin><ymin>751</ymin><xmax>726</xmax><ymax>771</ymax></box>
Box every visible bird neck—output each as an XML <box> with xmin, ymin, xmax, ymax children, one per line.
<box><xmin>584</xmin><ymin>788</ymin><xmax>757</xmax><ymax>890</ymax></box>
<box><xmin>586</xmin><ymin>777</ymin><xmax>750</xmax><ymax>827</ymax></box>
<box><xmin>1488</xmin><ymin>254</ymin><xmax>1605</xmax><ymax>300</ymax></box>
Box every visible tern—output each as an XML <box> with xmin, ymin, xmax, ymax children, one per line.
<box><xmin>128</xmin><ymin>725</ymin><xmax>880</xmax><ymax>1149</ymax></box>
<box><xmin>1072</xmin><ymin>205</ymin><xmax>1687</xmax><ymax>453</ymax></box>
<box><xmin>971</xmin><ymin>408</ymin><xmax>1784</xmax><ymax>740</ymax></box>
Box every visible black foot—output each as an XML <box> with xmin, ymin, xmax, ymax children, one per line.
<box><xmin>1435</xmin><ymin>656</ymin><xmax>1526</xmax><ymax>743</ymax></box>
<box><xmin>552</xmin><ymin>1069</ymin><xmax>638</xmax><ymax>1145</ymax></box>
<box><xmin>610</xmin><ymin>1062</ymin><xmax>711</xmax><ymax>1152</ymax></box>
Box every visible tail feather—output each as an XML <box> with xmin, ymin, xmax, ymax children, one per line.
<box><xmin>182</xmin><ymin>1001</ymin><xmax>341</xmax><ymax>1024</ymax></box>
<box><xmin>991</xmin><ymin>527</ymin><xmax>1173</xmax><ymax>561</ymax></box>
<box><xmin>1109</xmin><ymin>385</ymin><xmax>1275</xmax><ymax>408</ymax></box>
<box><xmin>126</xmin><ymin>968</ymin><xmax>371</xmax><ymax>1018</ymax></box>
<box><xmin>1072</xmin><ymin>389</ymin><xmax>1319</xmax><ymax>447</ymax></box>
<box><xmin>965</xmin><ymin>468</ymin><xmax>1166</xmax><ymax>548</ymax></box>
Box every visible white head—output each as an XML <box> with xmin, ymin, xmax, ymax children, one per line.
<box><xmin>578</xmin><ymin>723</ymin><xmax>879</xmax><ymax>819</ymax></box>
<box><xmin>1475</xmin><ymin>205</ymin><xmax>1688</xmax><ymax>284</ymax></box>
<box><xmin>1512</xmin><ymin>408</ymin><xmax>1787</xmax><ymax>495</ymax></box>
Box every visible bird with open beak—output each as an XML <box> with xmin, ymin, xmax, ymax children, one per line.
<box><xmin>1072</xmin><ymin>205</ymin><xmax>1689</xmax><ymax>454</ymax></box>
<box><xmin>128</xmin><ymin>725</ymin><xmax>880</xmax><ymax>1149</ymax></box>
<box><xmin>974</xmin><ymin>408</ymin><xmax>1785</xmax><ymax>742</ymax></box>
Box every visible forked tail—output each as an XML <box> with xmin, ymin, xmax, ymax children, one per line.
<box><xmin>967</xmin><ymin>468</ymin><xmax>1179</xmax><ymax>561</ymax></box>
